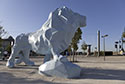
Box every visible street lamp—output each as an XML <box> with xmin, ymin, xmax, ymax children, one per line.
<box><xmin>102</xmin><ymin>34</ymin><xmax>108</xmax><ymax>61</ymax></box>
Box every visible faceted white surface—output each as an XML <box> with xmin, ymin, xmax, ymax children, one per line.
<box><xmin>39</xmin><ymin>56</ymin><xmax>81</xmax><ymax>78</ymax></box>
<box><xmin>6</xmin><ymin>6</ymin><xmax>86</xmax><ymax>78</ymax></box>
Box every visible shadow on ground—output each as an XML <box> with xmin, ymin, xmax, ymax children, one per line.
<box><xmin>81</xmin><ymin>68</ymin><xmax>125</xmax><ymax>81</ymax></box>
<box><xmin>13</xmin><ymin>65</ymin><xmax>40</xmax><ymax>70</ymax></box>
<box><xmin>0</xmin><ymin>72</ymin><xmax>60</xmax><ymax>84</ymax></box>
<box><xmin>77</xmin><ymin>60</ymin><xmax>125</xmax><ymax>64</ymax></box>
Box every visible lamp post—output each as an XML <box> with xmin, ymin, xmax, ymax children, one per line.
<box><xmin>102</xmin><ymin>34</ymin><xmax>108</xmax><ymax>61</ymax></box>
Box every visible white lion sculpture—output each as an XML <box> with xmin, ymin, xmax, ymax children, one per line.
<box><xmin>6</xmin><ymin>6</ymin><xmax>86</xmax><ymax>72</ymax></box>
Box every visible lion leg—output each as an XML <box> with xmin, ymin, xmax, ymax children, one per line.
<box><xmin>15</xmin><ymin>51</ymin><xmax>24</xmax><ymax>64</ymax></box>
<box><xmin>6</xmin><ymin>45</ymin><xmax>20</xmax><ymax>68</ymax></box>
<box><xmin>51</xmin><ymin>48</ymin><xmax>60</xmax><ymax>61</ymax></box>
<box><xmin>43</xmin><ymin>54</ymin><xmax>52</xmax><ymax>63</ymax></box>
<box><xmin>22</xmin><ymin>49</ymin><xmax>35</xmax><ymax>66</ymax></box>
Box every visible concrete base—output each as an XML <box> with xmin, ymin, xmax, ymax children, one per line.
<box><xmin>39</xmin><ymin>56</ymin><xmax>81</xmax><ymax>78</ymax></box>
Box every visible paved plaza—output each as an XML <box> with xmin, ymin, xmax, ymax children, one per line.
<box><xmin>0</xmin><ymin>56</ymin><xmax>125</xmax><ymax>84</ymax></box>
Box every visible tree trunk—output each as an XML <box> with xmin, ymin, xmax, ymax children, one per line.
<box><xmin>75</xmin><ymin>52</ymin><xmax>77</xmax><ymax>62</ymax></box>
<box><xmin>69</xmin><ymin>52</ymin><xmax>72</xmax><ymax>61</ymax></box>
<box><xmin>72</xmin><ymin>51</ymin><xmax>75</xmax><ymax>62</ymax></box>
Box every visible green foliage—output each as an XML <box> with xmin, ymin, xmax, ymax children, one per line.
<box><xmin>61</xmin><ymin>27</ymin><xmax>82</xmax><ymax>61</ymax></box>
<box><xmin>0</xmin><ymin>25</ymin><xmax>8</xmax><ymax>48</ymax></box>
<box><xmin>81</xmin><ymin>41</ymin><xmax>87</xmax><ymax>52</ymax></box>
<box><xmin>71</xmin><ymin>28</ymin><xmax>82</xmax><ymax>51</ymax></box>
<box><xmin>0</xmin><ymin>25</ymin><xmax>7</xmax><ymax>38</ymax></box>
<box><xmin>94</xmin><ymin>51</ymin><xmax>104</xmax><ymax>56</ymax></box>
<box><xmin>67</xmin><ymin>45</ymin><xmax>72</xmax><ymax>52</ymax></box>
<box><xmin>122</xmin><ymin>32</ymin><xmax>125</xmax><ymax>38</ymax></box>
<box><xmin>5</xmin><ymin>44</ymin><xmax>11</xmax><ymax>53</ymax></box>
<box><xmin>72</xmin><ymin>43</ymin><xmax>78</xmax><ymax>51</ymax></box>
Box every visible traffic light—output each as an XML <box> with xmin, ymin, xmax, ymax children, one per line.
<box><xmin>119</xmin><ymin>45</ymin><xmax>121</xmax><ymax>49</ymax></box>
<box><xmin>115</xmin><ymin>44</ymin><xmax>117</xmax><ymax>48</ymax></box>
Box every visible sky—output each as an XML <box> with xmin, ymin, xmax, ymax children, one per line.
<box><xmin>0</xmin><ymin>0</ymin><xmax>125</xmax><ymax>52</ymax></box>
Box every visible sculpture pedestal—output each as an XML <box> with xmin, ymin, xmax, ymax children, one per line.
<box><xmin>39</xmin><ymin>56</ymin><xmax>81</xmax><ymax>78</ymax></box>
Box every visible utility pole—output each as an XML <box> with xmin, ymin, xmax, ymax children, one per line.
<box><xmin>97</xmin><ymin>30</ymin><xmax>100</xmax><ymax>57</ymax></box>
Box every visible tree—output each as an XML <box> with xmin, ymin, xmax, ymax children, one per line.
<box><xmin>0</xmin><ymin>25</ymin><xmax>8</xmax><ymax>48</ymax></box>
<box><xmin>67</xmin><ymin>45</ymin><xmax>72</xmax><ymax>61</ymax></box>
<box><xmin>121</xmin><ymin>27</ymin><xmax>125</xmax><ymax>49</ymax></box>
<box><xmin>81</xmin><ymin>41</ymin><xmax>87</xmax><ymax>54</ymax></box>
<box><xmin>70</xmin><ymin>28</ymin><xmax>82</xmax><ymax>62</ymax></box>
<box><xmin>122</xmin><ymin>32</ymin><xmax>125</xmax><ymax>38</ymax></box>
<box><xmin>0</xmin><ymin>25</ymin><xmax>7</xmax><ymax>38</ymax></box>
<box><xmin>71</xmin><ymin>28</ymin><xmax>82</xmax><ymax>50</ymax></box>
<box><xmin>60</xmin><ymin>28</ymin><xmax>82</xmax><ymax>62</ymax></box>
<box><xmin>67</xmin><ymin>45</ymin><xmax>72</xmax><ymax>53</ymax></box>
<box><xmin>5</xmin><ymin>44</ymin><xmax>12</xmax><ymax>55</ymax></box>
